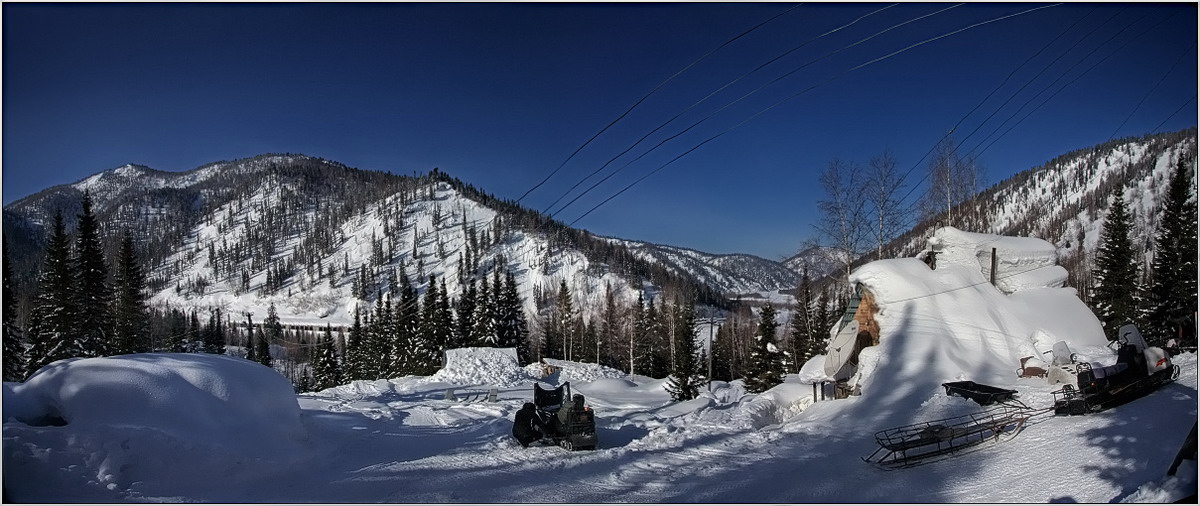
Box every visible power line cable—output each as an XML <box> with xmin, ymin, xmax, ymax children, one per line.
<box><xmin>966</xmin><ymin>9</ymin><xmax>1168</xmax><ymax>161</ymax></box>
<box><xmin>542</xmin><ymin>3</ymin><xmax>903</xmax><ymax>216</ymax></box>
<box><xmin>897</xmin><ymin>8</ymin><xmax>1149</xmax><ymax>221</ymax></box>
<box><xmin>551</xmin><ymin>3</ymin><xmax>958</xmax><ymax>219</ymax></box>
<box><xmin>516</xmin><ymin>2</ymin><xmax>803</xmax><ymax>204</ymax></box>
<box><xmin>567</xmin><ymin>3</ymin><xmax>1063</xmax><ymax>228</ymax></box>
<box><xmin>1150</xmin><ymin>94</ymin><xmax>1197</xmax><ymax>134</ymax></box>
<box><xmin>1107</xmin><ymin>46</ymin><xmax>1192</xmax><ymax>141</ymax></box>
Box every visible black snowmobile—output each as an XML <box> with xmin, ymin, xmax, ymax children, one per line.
<box><xmin>1053</xmin><ymin>324</ymin><xmax>1180</xmax><ymax>415</ymax></box>
<box><xmin>529</xmin><ymin>382</ymin><xmax>598</xmax><ymax>451</ymax></box>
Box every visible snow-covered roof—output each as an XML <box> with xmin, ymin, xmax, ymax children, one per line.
<box><xmin>840</xmin><ymin>228</ymin><xmax>1108</xmax><ymax>404</ymax></box>
<box><xmin>925</xmin><ymin>226</ymin><xmax>1066</xmax><ymax>294</ymax></box>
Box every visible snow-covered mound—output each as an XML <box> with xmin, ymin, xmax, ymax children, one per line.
<box><xmin>926</xmin><ymin>226</ymin><xmax>1067</xmax><ymax>294</ymax></box>
<box><xmin>529</xmin><ymin>358</ymin><xmax>630</xmax><ymax>384</ymax></box>
<box><xmin>842</xmin><ymin>228</ymin><xmax>1108</xmax><ymax>407</ymax></box>
<box><xmin>4</xmin><ymin>353</ymin><xmax>306</xmax><ymax>455</ymax></box>
<box><xmin>427</xmin><ymin>347</ymin><xmax>536</xmax><ymax>387</ymax></box>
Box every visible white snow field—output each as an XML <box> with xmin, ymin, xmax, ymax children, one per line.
<box><xmin>4</xmin><ymin>350</ymin><xmax>1195</xmax><ymax>503</ymax></box>
<box><xmin>4</xmin><ymin>228</ymin><xmax>1197</xmax><ymax>502</ymax></box>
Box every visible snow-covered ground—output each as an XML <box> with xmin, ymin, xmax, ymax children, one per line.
<box><xmin>3</xmin><ymin>348</ymin><xmax>1195</xmax><ymax>503</ymax></box>
<box><xmin>5</xmin><ymin>228</ymin><xmax>1195</xmax><ymax>502</ymax></box>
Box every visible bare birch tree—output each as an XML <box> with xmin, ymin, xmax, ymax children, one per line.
<box><xmin>865</xmin><ymin>150</ymin><xmax>906</xmax><ymax>260</ymax></box>
<box><xmin>815</xmin><ymin>158</ymin><xmax>868</xmax><ymax>286</ymax></box>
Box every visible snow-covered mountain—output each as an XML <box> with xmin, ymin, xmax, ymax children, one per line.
<box><xmin>2</xmin><ymin>154</ymin><xmax>758</xmax><ymax>326</ymax></box>
<box><xmin>606</xmin><ymin>239</ymin><xmax>800</xmax><ymax>296</ymax></box>
<box><xmin>784</xmin><ymin>245</ymin><xmax>849</xmax><ymax>280</ymax></box>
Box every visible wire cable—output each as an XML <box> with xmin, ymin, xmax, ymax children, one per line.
<box><xmin>542</xmin><ymin>3</ymin><xmax>902</xmax><ymax>216</ymax></box>
<box><xmin>567</xmin><ymin>3</ymin><xmax>1063</xmax><ymax>228</ymax></box>
<box><xmin>516</xmin><ymin>2</ymin><xmax>803</xmax><ymax>204</ymax></box>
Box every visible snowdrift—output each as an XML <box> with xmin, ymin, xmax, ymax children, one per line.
<box><xmin>428</xmin><ymin>347</ymin><xmax>536</xmax><ymax>387</ymax></box>
<box><xmin>840</xmin><ymin>227</ymin><xmax>1108</xmax><ymax>407</ymax></box>
<box><xmin>531</xmin><ymin>357</ymin><xmax>630</xmax><ymax>384</ymax></box>
<box><xmin>4</xmin><ymin>353</ymin><xmax>307</xmax><ymax>455</ymax></box>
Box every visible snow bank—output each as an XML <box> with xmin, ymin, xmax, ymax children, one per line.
<box><xmin>532</xmin><ymin>358</ymin><xmax>630</xmax><ymax>384</ymax></box>
<box><xmin>734</xmin><ymin>382</ymin><xmax>813</xmax><ymax>429</ymax></box>
<box><xmin>428</xmin><ymin>347</ymin><xmax>536</xmax><ymax>387</ymax></box>
<box><xmin>927</xmin><ymin>226</ymin><xmax>1065</xmax><ymax>294</ymax></box>
<box><xmin>844</xmin><ymin>228</ymin><xmax>1109</xmax><ymax>407</ymax></box>
<box><xmin>4</xmin><ymin>353</ymin><xmax>306</xmax><ymax>455</ymax></box>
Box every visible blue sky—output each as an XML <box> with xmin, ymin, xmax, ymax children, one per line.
<box><xmin>3</xmin><ymin>2</ymin><xmax>1196</xmax><ymax>260</ymax></box>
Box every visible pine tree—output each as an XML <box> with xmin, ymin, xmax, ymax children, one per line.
<box><xmin>1090</xmin><ymin>189</ymin><xmax>1141</xmax><ymax>340</ymax></box>
<box><xmin>258</xmin><ymin>303</ymin><xmax>279</xmax><ymax>367</ymax></box>
<box><xmin>495</xmin><ymin>270</ymin><xmax>529</xmax><ymax>360</ymax></box>
<box><xmin>245</xmin><ymin>313</ymin><xmax>258</xmax><ymax>362</ymax></box>
<box><xmin>344</xmin><ymin>305</ymin><xmax>365</xmax><ymax>380</ymax></box>
<box><xmin>26</xmin><ymin>211</ymin><xmax>77</xmax><ymax>373</ymax></box>
<box><xmin>665</xmin><ymin>301</ymin><xmax>702</xmax><ymax>401</ymax></box>
<box><xmin>111</xmin><ymin>231</ymin><xmax>150</xmax><ymax>355</ymax></box>
<box><xmin>394</xmin><ymin>272</ymin><xmax>421</xmax><ymax>375</ymax></box>
<box><xmin>312</xmin><ymin>324</ymin><xmax>343</xmax><ymax>390</ymax></box>
<box><xmin>473</xmin><ymin>276</ymin><xmax>495</xmax><ymax>345</ymax></box>
<box><xmin>455</xmin><ymin>279</ymin><xmax>477</xmax><ymax>348</ymax></box>
<box><xmin>3</xmin><ymin>239</ymin><xmax>26</xmax><ymax>381</ymax></box>
<box><xmin>744</xmin><ymin>303</ymin><xmax>784</xmax><ymax>394</ymax></box>
<box><xmin>72</xmin><ymin>191</ymin><xmax>114</xmax><ymax>357</ymax></box>
<box><xmin>629</xmin><ymin>293</ymin><xmax>645</xmax><ymax>376</ymax></box>
<box><xmin>1144</xmin><ymin>156</ymin><xmax>1199</xmax><ymax>346</ymax></box>
<box><xmin>202</xmin><ymin>309</ymin><xmax>224</xmax><ymax>355</ymax></box>
<box><xmin>643</xmin><ymin>298</ymin><xmax>669</xmax><ymax>378</ymax></box>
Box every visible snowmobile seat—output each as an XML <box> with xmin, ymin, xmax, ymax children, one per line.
<box><xmin>534</xmin><ymin>382</ymin><xmax>568</xmax><ymax>411</ymax></box>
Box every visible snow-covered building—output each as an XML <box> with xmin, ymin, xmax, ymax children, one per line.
<box><xmin>823</xmin><ymin>227</ymin><xmax>1109</xmax><ymax>401</ymax></box>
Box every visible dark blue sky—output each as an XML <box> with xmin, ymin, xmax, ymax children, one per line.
<box><xmin>4</xmin><ymin>2</ymin><xmax>1196</xmax><ymax>259</ymax></box>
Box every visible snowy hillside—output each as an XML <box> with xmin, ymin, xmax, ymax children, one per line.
<box><xmin>784</xmin><ymin>244</ymin><xmax>849</xmax><ymax>280</ymax></box>
<box><xmin>4</xmin><ymin>345</ymin><xmax>1194</xmax><ymax>502</ymax></box>
<box><xmin>2</xmin><ymin>154</ymin><xmax>730</xmax><ymax>326</ymax></box>
<box><xmin>607</xmin><ymin>238</ymin><xmax>800</xmax><ymax>295</ymax></box>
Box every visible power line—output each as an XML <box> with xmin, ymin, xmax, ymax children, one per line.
<box><xmin>1104</xmin><ymin>45</ymin><xmax>1190</xmax><ymax>141</ymax></box>
<box><xmin>567</xmin><ymin>3</ymin><xmax>1063</xmax><ymax>228</ymax></box>
<box><xmin>897</xmin><ymin>5</ymin><xmax>1137</xmax><ymax>219</ymax></box>
<box><xmin>1150</xmin><ymin>94</ymin><xmax>1197</xmax><ymax>134</ymax></box>
<box><xmin>967</xmin><ymin>9</ymin><xmax>1169</xmax><ymax>161</ymax></box>
<box><xmin>515</xmin><ymin>2</ymin><xmax>803</xmax><ymax>204</ymax></box>
<box><xmin>542</xmin><ymin>3</ymin><xmax>903</xmax><ymax>216</ymax></box>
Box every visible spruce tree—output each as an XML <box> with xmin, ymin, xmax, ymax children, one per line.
<box><xmin>72</xmin><ymin>190</ymin><xmax>114</xmax><ymax>357</ymax></box>
<box><xmin>790</xmin><ymin>268</ymin><xmax>820</xmax><ymax>366</ymax></box>
<box><xmin>473</xmin><ymin>276</ymin><xmax>495</xmax><ymax>345</ymax></box>
<box><xmin>394</xmin><ymin>272</ymin><xmax>420</xmax><ymax>375</ymax></box>
<box><xmin>1144</xmin><ymin>156</ymin><xmax>1199</xmax><ymax>346</ymax></box>
<box><xmin>26</xmin><ymin>211</ymin><xmax>77</xmax><ymax>373</ymax></box>
<box><xmin>245</xmin><ymin>313</ymin><xmax>258</xmax><ymax>362</ymax></box>
<box><xmin>744</xmin><ymin>303</ymin><xmax>784</xmax><ymax>394</ymax></box>
<box><xmin>665</xmin><ymin>301</ymin><xmax>702</xmax><ymax>401</ymax></box>
<box><xmin>643</xmin><ymin>298</ymin><xmax>669</xmax><ymax>378</ymax></box>
<box><xmin>3</xmin><ymin>239</ymin><xmax>26</xmax><ymax>381</ymax></box>
<box><xmin>203</xmin><ymin>308</ymin><xmax>226</xmax><ymax>355</ymax></box>
<box><xmin>456</xmin><ymin>279</ymin><xmax>477</xmax><ymax>347</ymax></box>
<box><xmin>313</xmin><ymin>324</ymin><xmax>343</xmax><ymax>390</ymax></box>
<box><xmin>1091</xmin><ymin>189</ymin><xmax>1141</xmax><ymax>340</ymax></box>
<box><xmin>111</xmin><ymin>231</ymin><xmax>150</xmax><ymax>354</ymax></box>
<box><xmin>496</xmin><ymin>270</ymin><xmax>528</xmax><ymax>360</ymax></box>
<box><xmin>344</xmin><ymin>305</ymin><xmax>365</xmax><ymax>380</ymax></box>
<box><xmin>258</xmin><ymin>303</ymin><xmax>279</xmax><ymax>367</ymax></box>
